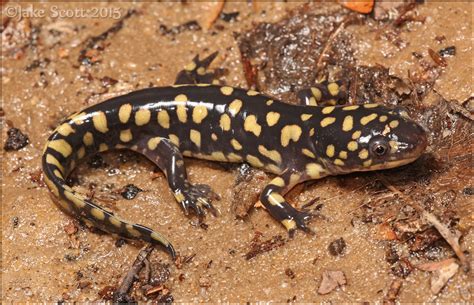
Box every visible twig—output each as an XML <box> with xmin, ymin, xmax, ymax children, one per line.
<box><xmin>202</xmin><ymin>1</ymin><xmax>225</xmax><ymax>31</ymax></box>
<box><xmin>315</xmin><ymin>16</ymin><xmax>351</xmax><ymax>75</ymax></box>
<box><xmin>376</xmin><ymin>174</ymin><xmax>468</xmax><ymax>271</ymax></box>
<box><xmin>114</xmin><ymin>244</ymin><xmax>154</xmax><ymax>302</ymax></box>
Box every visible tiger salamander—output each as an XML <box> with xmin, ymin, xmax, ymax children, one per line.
<box><xmin>42</xmin><ymin>57</ymin><xmax>427</xmax><ymax>259</ymax></box>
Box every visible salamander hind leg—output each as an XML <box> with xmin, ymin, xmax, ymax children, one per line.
<box><xmin>140</xmin><ymin>137</ymin><xmax>219</xmax><ymax>218</ymax></box>
<box><xmin>260</xmin><ymin>172</ymin><xmax>315</xmax><ymax>237</ymax></box>
<box><xmin>174</xmin><ymin>51</ymin><xmax>225</xmax><ymax>85</ymax></box>
<box><xmin>297</xmin><ymin>80</ymin><xmax>347</xmax><ymax>107</ymax></box>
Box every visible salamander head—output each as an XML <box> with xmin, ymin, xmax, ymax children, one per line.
<box><xmin>310</xmin><ymin>104</ymin><xmax>428</xmax><ymax>174</ymax></box>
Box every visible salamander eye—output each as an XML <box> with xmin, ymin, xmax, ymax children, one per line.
<box><xmin>371</xmin><ymin>141</ymin><xmax>389</xmax><ymax>157</ymax></box>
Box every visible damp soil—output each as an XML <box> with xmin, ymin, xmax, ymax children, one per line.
<box><xmin>1</xmin><ymin>2</ymin><xmax>472</xmax><ymax>302</ymax></box>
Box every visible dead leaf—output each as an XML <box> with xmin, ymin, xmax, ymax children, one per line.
<box><xmin>430</xmin><ymin>260</ymin><xmax>459</xmax><ymax>294</ymax></box>
<box><xmin>339</xmin><ymin>0</ymin><xmax>374</xmax><ymax>14</ymax></box>
<box><xmin>317</xmin><ymin>270</ymin><xmax>347</xmax><ymax>295</ymax></box>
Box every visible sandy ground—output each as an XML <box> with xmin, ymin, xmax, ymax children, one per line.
<box><xmin>1</xmin><ymin>2</ymin><xmax>472</xmax><ymax>302</ymax></box>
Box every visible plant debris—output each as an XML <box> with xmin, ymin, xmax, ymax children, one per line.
<box><xmin>317</xmin><ymin>270</ymin><xmax>347</xmax><ymax>295</ymax></box>
<box><xmin>120</xmin><ymin>184</ymin><xmax>143</xmax><ymax>200</ymax></box>
<box><xmin>4</xmin><ymin>127</ymin><xmax>29</xmax><ymax>151</ymax></box>
<box><xmin>245</xmin><ymin>232</ymin><xmax>286</xmax><ymax>260</ymax></box>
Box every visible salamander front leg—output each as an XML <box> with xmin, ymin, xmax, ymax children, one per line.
<box><xmin>259</xmin><ymin>171</ymin><xmax>314</xmax><ymax>237</ymax></box>
<box><xmin>297</xmin><ymin>80</ymin><xmax>347</xmax><ymax>106</ymax></box>
<box><xmin>141</xmin><ymin>137</ymin><xmax>218</xmax><ymax>218</ymax></box>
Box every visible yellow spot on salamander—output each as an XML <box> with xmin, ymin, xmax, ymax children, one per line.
<box><xmin>211</xmin><ymin>133</ymin><xmax>218</xmax><ymax>141</ymax></box>
<box><xmin>359</xmin><ymin>149</ymin><xmax>369</xmax><ymax>159</ymax></box>
<box><xmin>126</xmin><ymin>224</ymin><xmax>141</xmax><ymax>237</ymax></box>
<box><xmin>93</xmin><ymin>111</ymin><xmax>109</xmax><ymax>133</ymax></box>
<box><xmin>135</xmin><ymin>108</ymin><xmax>151</xmax><ymax>126</ymax></box>
<box><xmin>53</xmin><ymin>169</ymin><xmax>63</xmax><ymax>179</ymax></box>
<box><xmin>147</xmin><ymin>137</ymin><xmax>162</xmax><ymax>150</ymax></box>
<box><xmin>301</xmin><ymin>114</ymin><xmax>313</xmax><ymax>121</ymax></box>
<box><xmin>322</xmin><ymin>106</ymin><xmax>335</xmax><ymax>114</ymax></box>
<box><xmin>168</xmin><ymin>134</ymin><xmax>179</xmax><ymax>146</ymax></box>
<box><xmin>361</xmin><ymin>113</ymin><xmax>378</xmax><ymax>125</ymax></box>
<box><xmin>120</xmin><ymin>129</ymin><xmax>133</xmax><ymax>142</ymax></box>
<box><xmin>91</xmin><ymin>208</ymin><xmax>105</xmax><ymax>220</ymax></box>
<box><xmin>109</xmin><ymin>216</ymin><xmax>122</xmax><ymax>228</ymax></box>
<box><xmin>197</xmin><ymin>67</ymin><xmax>206</xmax><ymax>75</ymax></box>
<box><xmin>247</xmin><ymin>155</ymin><xmax>264</xmax><ymax>167</ymax></box>
<box><xmin>46</xmin><ymin>154</ymin><xmax>64</xmax><ymax>173</ymax></box>
<box><xmin>289</xmin><ymin>173</ymin><xmax>301</xmax><ymax>186</ymax></box>
<box><xmin>364</xmin><ymin>104</ymin><xmax>379</xmax><ymax>108</ymax></box>
<box><xmin>57</xmin><ymin>123</ymin><xmax>75</xmax><ymax>136</ymax></box>
<box><xmin>119</xmin><ymin>104</ymin><xmax>132</xmax><ymax>123</ymax></box>
<box><xmin>228</xmin><ymin>99</ymin><xmax>243</xmax><ymax>116</ymax></box>
<box><xmin>302</xmin><ymin>148</ymin><xmax>316</xmax><ymax>158</ymax></box>
<box><xmin>389</xmin><ymin>140</ymin><xmax>398</xmax><ymax>153</ymax></box>
<box><xmin>282</xmin><ymin>219</ymin><xmax>297</xmax><ymax>231</ymax></box>
<box><xmin>64</xmin><ymin>190</ymin><xmax>86</xmax><ymax>208</ymax></box>
<box><xmin>220</xmin><ymin>114</ymin><xmax>231</xmax><ymax>131</ymax></box>
<box><xmin>266</xmin><ymin>112</ymin><xmax>280</xmax><ymax>126</ymax></box>
<box><xmin>192</xmin><ymin>105</ymin><xmax>208</xmax><ymax>124</ymax></box>
<box><xmin>334</xmin><ymin>159</ymin><xmax>345</xmax><ymax>166</ymax></box>
<box><xmin>211</xmin><ymin>151</ymin><xmax>227</xmax><ymax>162</ymax></box>
<box><xmin>342</xmin><ymin>116</ymin><xmax>353</xmax><ymax>131</ymax></box>
<box><xmin>77</xmin><ymin>146</ymin><xmax>86</xmax><ymax>159</ymax></box>
<box><xmin>352</xmin><ymin>130</ymin><xmax>361</xmax><ymax>140</ymax></box>
<box><xmin>311</xmin><ymin>87</ymin><xmax>322</xmax><ymax>101</ymax></box>
<box><xmin>268</xmin><ymin>193</ymin><xmax>285</xmax><ymax>207</ymax></box>
<box><xmin>44</xmin><ymin>175</ymin><xmax>59</xmax><ymax>197</ymax></box>
<box><xmin>347</xmin><ymin>141</ymin><xmax>358</xmax><ymax>151</ymax></box>
<box><xmin>308</xmin><ymin>97</ymin><xmax>317</xmax><ymax>106</ymax></box>
<box><xmin>83</xmin><ymin>132</ymin><xmax>94</xmax><ymax>146</ymax></box>
<box><xmin>266</xmin><ymin>164</ymin><xmax>281</xmax><ymax>174</ymax></box>
<box><xmin>157</xmin><ymin>110</ymin><xmax>170</xmax><ymax>129</ymax></box>
<box><xmin>48</xmin><ymin>139</ymin><xmax>72</xmax><ymax>158</ymax></box>
<box><xmin>310</xmin><ymin>128</ymin><xmax>315</xmax><ymax>136</ymax></box>
<box><xmin>70</xmin><ymin>112</ymin><xmax>87</xmax><ymax>125</ymax></box>
<box><xmin>339</xmin><ymin>151</ymin><xmax>348</xmax><ymax>159</ymax></box>
<box><xmin>389</xmin><ymin>120</ymin><xmax>399</xmax><ymax>128</ymax></box>
<box><xmin>151</xmin><ymin>232</ymin><xmax>169</xmax><ymax>245</ymax></box>
<box><xmin>190</xmin><ymin>129</ymin><xmax>201</xmax><ymax>148</ymax></box>
<box><xmin>176</xmin><ymin>104</ymin><xmax>187</xmax><ymax>123</ymax></box>
<box><xmin>327</xmin><ymin>82</ymin><xmax>339</xmax><ymax>96</ymax></box>
<box><xmin>326</xmin><ymin>144</ymin><xmax>335</xmax><ymax>157</ymax></box>
<box><xmin>175</xmin><ymin>94</ymin><xmax>188</xmax><ymax>102</ymax></box>
<box><xmin>231</xmin><ymin>139</ymin><xmax>242</xmax><ymax>150</ymax></box>
<box><xmin>343</xmin><ymin>105</ymin><xmax>359</xmax><ymax>111</ymax></box>
<box><xmin>363</xmin><ymin>159</ymin><xmax>373</xmax><ymax>167</ymax></box>
<box><xmin>220</xmin><ymin>86</ymin><xmax>234</xmax><ymax>96</ymax></box>
<box><xmin>227</xmin><ymin>153</ymin><xmax>242</xmax><ymax>162</ymax></box>
<box><xmin>247</xmin><ymin>89</ymin><xmax>258</xmax><ymax>96</ymax></box>
<box><xmin>320</xmin><ymin>117</ymin><xmax>336</xmax><ymax>127</ymax></box>
<box><xmin>270</xmin><ymin>177</ymin><xmax>285</xmax><ymax>187</ymax></box>
<box><xmin>99</xmin><ymin>143</ymin><xmax>108</xmax><ymax>152</ymax></box>
<box><xmin>379</xmin><ymin>115</ymin><xmax>388</xmax><ymax>122</ymax></box>
<box><xmin>184</xmin><ymin>61</ymin><xmax>196</xmax><ymax>71</ymax></box>
<box><xmin>266</xmin><ymin>100</ymin><xmax>274</xmax><ymax>106</ymax></box>
<box><xmin>244</xmin><ymin>115</ymin><xmax>262</xmax><ymax>137</ymax></box>
<box><xmin>258</xmin><ymin>145</ymin><xmax>282</xmax><ymax>164</ymax></box>
<box><xmin>174</xmin><ymin>191</ymin><xmax>185</xmax><ymax>203</ymax></box>
<box><xmin>280</xmin><ymin>125</ymin><xmax>302</xmax><ymax>147</ymax></box>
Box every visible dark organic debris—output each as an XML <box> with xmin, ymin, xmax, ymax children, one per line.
<box><xmin>220</xmin><ymin>11</ymin><xmax>240</xmax><ymax>22</ymax></box>
<box><xmin>78</xmin><ymin>9</ymin><xmax>136</xmax><ymax>65</ymax></box>
<box><xmin>113</xmin><ymin>245</ymin><xmax>154</xmax><ymax>303</ymax></box>
<box><xmin>87</xmin><ymin>154</ymin><xmax>105</xmax><ymax>169</ymax></box>
<box><xmin>383</xmin><ymin>278</ymin><xmax>403</xmax><ymax>303</ymax></box>
<box><xmin>232</xmin><ymin>163</ymin><xmax>268</xmax><ymax>218</ymax></box>
<box><xmin>120</xmin><ymin>184</ymin><xmax>143</xmax><ymax>200</ymax></box>
<box><xmin>328</xmin><ymin>237</ymin><xmax>346</xmax><ymax>256</ymax></box>
<box><xmin>4</xmin><ymin>127</ymin><xmax>29</xmax><ymax>151</ymax></box>
<box><xmin>159</xmin><ymin>21</ymin><xmax>201</xmax><ymax>37</ymax></box>
<box><xmin>439</xmin><ymin>46</ymin><xmax>456</xmax><ymax>57</ymax></box>
<box><xmin>245</xmin><ymin>232</ymin><xmax>286</xmax><ymax>260</ymax></box>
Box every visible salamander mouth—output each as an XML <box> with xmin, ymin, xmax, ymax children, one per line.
<box><xmin>358</xmin><ymin>155</ymin><xmax>421</xmax><ymax>171</ymax></box>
